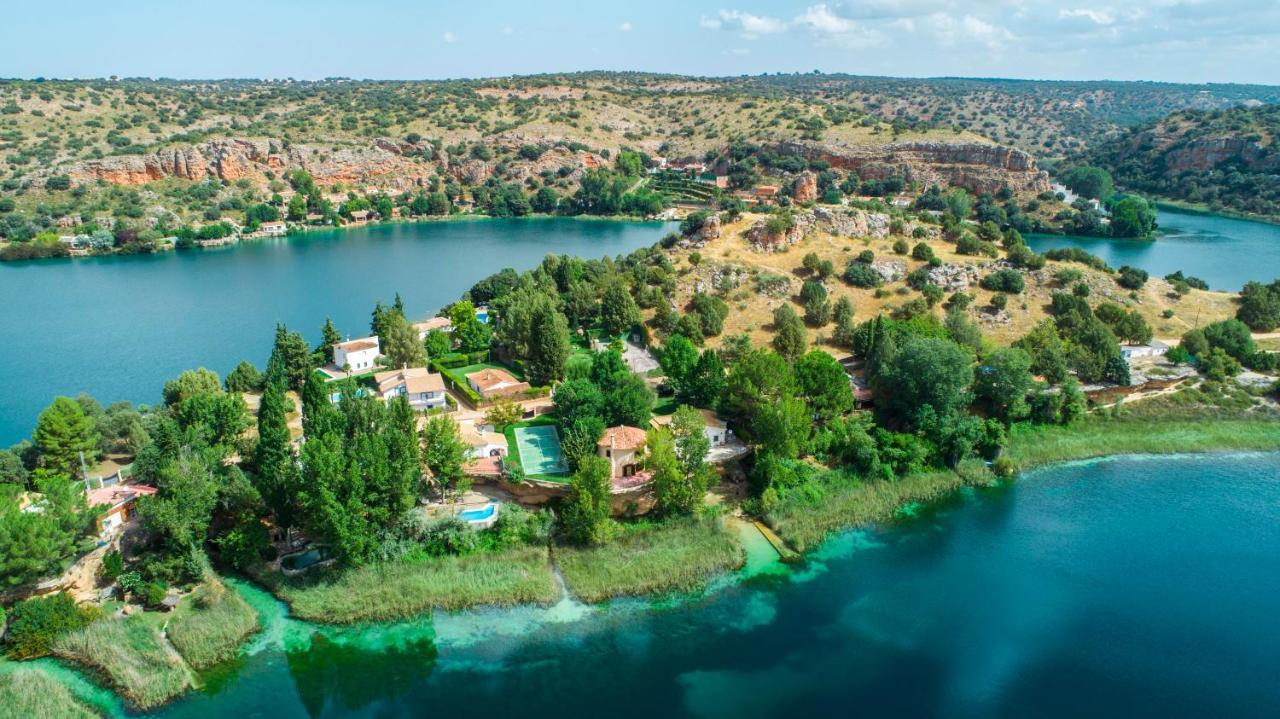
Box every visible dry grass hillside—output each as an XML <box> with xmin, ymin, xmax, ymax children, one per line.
<box><xmin>664</xmin><ymin>211</ymin><xmax>1236</xmax><ymax>352</ymax></box>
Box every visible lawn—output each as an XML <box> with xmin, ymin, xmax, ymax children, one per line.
<box><xmin>260</xmin><ymin>546</ymin><xmax>557</xmax><ymax>623</ymax></box>
<box><xmin>556</xmin><ymin>517</ymin><xmax>744</xmax><ymax>602</ymax></box>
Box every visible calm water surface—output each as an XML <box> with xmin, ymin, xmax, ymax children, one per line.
<box><xmin>51</xmin><ymin>452</ymin><xmax>1276</xmax><ymax>718</ymax></box>
<box><xmin>0</xmin><ymin>219</ymin><xmax>672</xmax><ymax>445</ymax></box>
<box><xmin>1027</xmin><ymin>208</ymin><xmax>1280</xmax><ymax>292</ymax></box>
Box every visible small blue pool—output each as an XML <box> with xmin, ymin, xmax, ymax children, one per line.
<box><xmin>281</xmin><ymin>546</ymin><xmax>331</xmax><ymax>571</ymax></box>
<box><xmin>459</xmin><ymin>503</ymin><xmax>497</xmax><ymax>522</ymax></box>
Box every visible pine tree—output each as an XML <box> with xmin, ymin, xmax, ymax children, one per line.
<box><xmin>271</xmin><ymin>324</ymin><xmax>313</xmax><ymax>391</ymax></box>
<box><xmin>33</xmin><ymin>397</ymin><xmax>99</xmax><ymax>479</ymax></box>
<box><xmin>599</xmin><ymin>281</ymin><xmax>640</xmax><ymax>337</ymax></box>
<box><xmin>254</xmin><ymin>360</ymin><xmax>298</xmax><ymax>530</ymax></box>
<box><xmin>319</xmin><ymin>318</ymin><xmax>342</xmax><ymax>364</ymax></box>
<box><xmin>832</xmin><ymin>297</ymin><xmax>856</xmax><ymax>348</ymax></box>
<box><xmin>527</xmin><ymin>303</ymin><xmax>570</xmax><ymax>385</ymax></box>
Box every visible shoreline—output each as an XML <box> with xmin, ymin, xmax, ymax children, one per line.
<box><xmin>16</xmin><ymin>415</ymin><xmax>1280</xmax><ymax>716</ymax></box>
<box><xmin>0</xmin><ymin>213</ymin><xmax>678</xmax><ymax>265</ymax></box>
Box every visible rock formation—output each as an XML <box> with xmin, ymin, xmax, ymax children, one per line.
<box><xmin>769</xmin><ymin>140</ymin><xmax>1050</xmax><ymax>195</ymax></box>
<box><xmin>792</xmin><ymin>171</ymin><xmax>818</xmax><ymax>203</ymax></box>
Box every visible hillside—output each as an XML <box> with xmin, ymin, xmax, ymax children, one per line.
<box><xmin>1081</xmin><ymin>104</ymin><xmax>1280</xmax><ymax>219</ymax></box>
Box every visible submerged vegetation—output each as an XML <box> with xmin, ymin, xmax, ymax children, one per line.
<box><xmin>0</xmin><ymin>666</ymin><xmax>100</xmax><ymax>718</ymax></box>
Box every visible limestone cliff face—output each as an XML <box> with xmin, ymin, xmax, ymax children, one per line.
<box><xmin>1159</xmin><ymin>136</ymin><xmax>1277</xmax><ymax>174</ymax></box>
<box><xmin>768</xmin><ymin>140</ymin><xmax>1049</xmax><ymax>195</ymax></box>
<box><xmin>62</xmin><ymin>138</ymin><xmax>428</xmax><ymax>189</ymax></box>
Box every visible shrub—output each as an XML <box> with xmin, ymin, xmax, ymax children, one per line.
<box><xmin>991</xmin><ymin>293</ymin><xmax>1009</xmax><ymax>310</ymax></box>
<box><xmin>843</xmin><ymin>262</ymin><xmax>882</xmax><ymax>288</ymax></box>
<box><xmin>911</xmin><ymin>242</ymin><xmax>934</xmax><ymax>261</ymax></box>
<box><xmin>1116</xmin><ymin>265</ymin><xmax>1149</xmax><ymax>290</ymax></box>
<box><xmin>4</xmin><ymin>594</ymin><xmax>96</xmax><ymax>659</ymax></box>
<box><xmin>856</xmin><ymin>249</ymin><xmax>875</xmax><ymax>263</ymax></box>
<box><xmin>980</xmin><ymin>269</ymin><xmax>1025</xmax><ymax>294</ymax></box>
<box><xmin>892</xmin><ymin>238</ymin><xmax>909</xmax><ymax>255</ymax></box>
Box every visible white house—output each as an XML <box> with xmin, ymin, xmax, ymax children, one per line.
<box><xmin>459</xmin><ymin>422</ymin><xmax>508</xmax><ymax>459</ymax></box>
<box><xmin>259</xmin><ymin>220</ymin><xmax>287</xmax><ymax>236</ymax></box>
<box><xmin>333</xmin><ymin>336</ymin><xmax>380</xmax><ymax>372</ymax></box>
<box><xmin>1122</xmin><ymin>340</ymin><xmax>1171</xmax><ymax>361</ymax></box>
<box><xmin>374</xmin><ymin>367</ymin><xmax>447</xmax><ymax>410</ymax></box>
<box><xmin>650</xmin><ymin>408</ymin><xmax>732</xmax><ymax>446</ymax></box>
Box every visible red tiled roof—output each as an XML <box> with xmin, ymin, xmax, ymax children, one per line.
<box><xmin>597</xmin><ymin>425</ymin><xmax>647</xmax><ymax>450</ymax></box>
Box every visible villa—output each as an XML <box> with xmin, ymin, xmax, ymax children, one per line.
<box><xmin>459</xmin><ymin>422</ymin><xmax>508</xmax><ymax>459</ymax></box>
<box><xmin>373</xmin><ymin>367</ymin><xmax>447</xmax><ymax>411</ymax></box>
<box><xmin>258</xmin><ymin>220</ymin><xmax>287</xmax><ymax>236</ymax></box>
<box><xmin>650</xmin><ymin>408</ymin><xmax>733</xmax><ymax>446</ymax></box>
<box><xmin>466</xmin><ymin>367</ymin><xmax>530</xmax><ymax>400</ymax></box>
<box><xmin>598</xmin><ymin>425</ymin><xmax>647</xmax><ymax>480</ymax></box>
<box><xmin>86</xmin><ymin>483</ymin><xmax>157</xmax><ymax>536</ymax></box>
<box><xmin>414</xmin><ymin>316</ymin><xmax>453</xmax><ymax>339</ymax></box>
<box><xmin>333</xmin><ymin>336</ymin><xmax>381</xmax><ymax>372</ymax></box>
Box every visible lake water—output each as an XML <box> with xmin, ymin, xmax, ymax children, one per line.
<box><xmin>1027</xmin><ymin>208</ymin><xmax>1280</xmax><ymax>293</ymax></box>
<box><xmin>53</xmin><ymin>452</ymin><xmax>1277</xmax><ymax>718</ymax></box>
<box><xmin>0</xmin><ymin>219</ymin><xmax>673</xmax><ymax>446</ymax></box>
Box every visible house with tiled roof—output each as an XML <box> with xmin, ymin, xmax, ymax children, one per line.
<box><xmin>414</xmin><ymin>316</ymin><xmax>453</xmax><ymax>340</ymax></box>
<box><xmin>334</xmin><ymin>336</ymin><xmax>380</xmax><ymax>372</ymax></box>
<box><xmin>466</xmin><ymin>367</ymin><xmax>530</xmax><ymax>400</ymax></box>
<box><xmin>87</xmin><ymin>483</ymin><xmax>157</xmax><ymax>535</ymax></box>
<box><xmin>374</xmin><ymin>367</ymin><xmax>447</xmax><ymax>411</ymax></box>
<box><xmin>597</xmin><ymin>425</ymin><xmax>647</xmax><ymax>479</ymax></box>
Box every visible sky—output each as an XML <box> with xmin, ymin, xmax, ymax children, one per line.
<box><xmin>1</xmin><ymin>0</ymin><xmax>1276</xmax><ymax>85</ymax></box>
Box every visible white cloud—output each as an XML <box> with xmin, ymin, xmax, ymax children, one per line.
<box><xmin>619</xmin><ymin>21</ymin><xmax>633</xmax><ymax>32</ymax></box>
<box><xmin>710</xmin><ymin>9</ymin><xmax>787</xmax><ymax>39</ymax></box>
<box><xmin>442</xmin><ymin>31</ymin><xmax>458</xmax><ymax>43</ymax></box>
<box><xmin>501</xmin><ymin>26</ymin><xmax>513</xmax><ymax>36</ymax></box>
<box><xmin>1058</xmin><ymin>8</ymin><xmax>1116</xmax><ymax>25</ymax></box>
<box><xmin>795</xmin><ymin>4</ymin><xmax>856</xmax><ymax>34</ymax></box>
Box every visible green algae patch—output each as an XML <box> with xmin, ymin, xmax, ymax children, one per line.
<box><xmin>261</xmin><ymin>546</ymin><xmax>557</xmax><ymax>624</ymax></box>
<box><xmin>555</xmin><ymin>517</ymin><xmax>744</xmax><ymax>603</ymax></box>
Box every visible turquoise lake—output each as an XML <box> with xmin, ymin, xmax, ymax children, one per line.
<box><xmin>45</xmin><ymin>452</ymin><xmax>1278</xmax><ymax>718</ymax></box>
<box><xmin>0</xmin><ymin>219</ymin><xmax>673</xmax><ymax>445</ymax></box>
<box><xmin>1027</xmin><ymin>207</ymin><xmax>1280</xmax><ymax>293</ymax></box>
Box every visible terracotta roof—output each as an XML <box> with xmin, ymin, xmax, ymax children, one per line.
<box><xmin>414</xmin><ymin>317</ymin><xmax>452</xmax><ymax>333</ymax></box>
<box><xmin>649</xmin><ymin>409</ymin><xmax>725</xmax><ymax>430</ymax></box>
<box><xmin>459</xmin><ymin>423</ymin><xmax>506</xmax><ymax>448</ymax></box>
<box><xmin>466</xmin><ymin>368</ymin><xmax>527</xmax><ymax>395</ymax></box>
<box><xmin>597</xmin><ymin>425</ymin><xmax>647</xmax><ymax>450</ymax></box>
<box><xmin>86</xmin><ymin>484</ymin><xmax>156</xmax><ymax>509</ymax></box>
<box><xmin>374</xmin><ymin>367</ymin><xmax>444</xmax><ymax>396</ymax></box>
<box><xmin>336</xmin><ymin>337</ymin><xmax>379</xmax><ymax>353</ymax></box>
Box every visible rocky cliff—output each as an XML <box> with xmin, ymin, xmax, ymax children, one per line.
<box><xmin>768</xmin><ymin>140</ymin><xmax>1050</xmax><ymax>195</ymax></box>
<box><xmin>59</xmin><ymin>138</ymin><xmax>432</xmax><ymax>190</ymax></box>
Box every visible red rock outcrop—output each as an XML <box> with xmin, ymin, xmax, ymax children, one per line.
<box><xmin>792</xmin><ymin>171</ymin><xmax>818</xmax><ymax>203</ymax></box>
<box><xmin>768</xmin><ymin>140</ymin><xmax>1050</xmax><ymax>195</ymax></box>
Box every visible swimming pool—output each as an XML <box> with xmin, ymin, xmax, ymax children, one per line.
<box><xmin>459</xmin><ymin>503</ymin><xmax>497</xmax><ymax>522</ymax></box>
<box><xmin>280</xmin><ymin>545</ymin><xmax>331</xmax><ymax>571</ymax></box>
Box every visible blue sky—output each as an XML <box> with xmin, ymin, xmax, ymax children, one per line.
<box><xmin>2</xmin><ymin>0</ymin><xmax>1275</xmax><ymax>84</ymax></box>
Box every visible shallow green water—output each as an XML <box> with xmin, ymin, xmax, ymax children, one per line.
<box><xmin>0</xmin><ymin>218</ymin><xmax>672</xmax><ymax>445</ymax></box>
<box><xmin>66</xmin><ymin>452</ymin><xmax>1270</xmax><ymax>718</ymax></box>
<box><xmin>1026</xmin><ymin>207</ymin><xmax>1280</xmax><ymax>292</ymax></box>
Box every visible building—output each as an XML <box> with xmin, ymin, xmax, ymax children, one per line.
<box><xmin>597</xmin><ymin>425</ymin><xmax>647</xmax><ymax>479</ymax></box>
<box><xmin>414</xmin><ymin>316</ymin><xmax>453</xmax><ymax>340</ymax></box>
<box><xmin>349</xmin><ymin>209</ymin><xmax>371</xmax><ymax>223</ymax></box>
<box><xmin>459</xmin><ymin>422</ymin><xmax>508</xmax><ymax>459</ymax></box>
<box><xmin>374</xmin><ymin>367</ymin><xmax>447</xmax><ymax>411</ymax></box>
<box><xmin>87</xmin><ymin>484</ymin><xmax>157</xmax><ymax>535</ymax></box>
<box><xmin>259</xmin><ymin>220</ymin><xmax>287</xmax><ymax>237</ymax></box>
<box><xmin>465</xmin><ymin>367</ymin><xmax>531</xmax><ymax>400</ymax></box>
<box><xmin>650</xmin><ymin>408</ymin><xmax>732</xmax><ymax>446</ymax></box>
<box><xmin>333</xmin><ymin>336</ymin><xmax>381</xmax><ymax>372</ymax></box>
<box><xmin>754</xmin><ymin>185</ymin><xmax>780</xmax><ymax>201</ymax></box>
<box><xmin>1122</xmin><ymin>340</ymin><xmax>1171</xmax><ymax>361</ymax></box>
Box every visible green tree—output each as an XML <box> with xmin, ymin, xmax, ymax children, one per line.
<box><xmin>795</xmin><ymin>350</ymin><xmax>853</xmax><ymax>423</ymax></box>
<box><xmin>382</xmin><ymin>311</ymin><xmax>427</xmax><ymax>369</ymax></box>
<box><xmin>1061</xmin><ymin>166</ymin><xmax>1114</xmax><ymax>200</ymax></box>
<box><xmin>162</xmin><ymin>368</ymin><xmax>222</xmax><ymax>407</ymax></box>
<box><xmin>599</xmin><ymin>281</ymin><xmax>641</xmax><ymax>336</ymax></box>
<box><xmin>527</xmin><ymin>303</ymin><xmax>570</xmax><ymax>386</ymax></box>
<box><xmin>319</xmin><ymin>318</ymin><xmax>342</xmax><ymax>364</ymax></box>
<box><xmin>421</xmin><ymin>414</ymin><xmax>468</xmax><ymax>499</ymax></box>
<box><xmin>1109</xmin><ymin>196</ymin><xmax>1157</xmax><ymax>238</ymax></box>
<box><xmin>34</xmin><ymin>397</ymin><xmax>99</xmax><ymax>478</ymax></box>
<box><xmin>1236</xmin><ymin>280</ymin><xmax>1280</xmax><ymax>331</ymax></box>
<box><xmin>604</xmin><ymin>372</ymin><xmax>655</xmax><ymax>427</ymax></box>
<box><xmin>832</xmin><ymin>297</ymin><xmax>857</xmax><ymax>348</ymax></box>
<box><xmin>560</xmin><ymin>455</ymin><xmax>614</xmax><ymax>545</ymax></box>
<box><xmin>874</xmin><ymin>337</ymin><xmax>974</xmax><ymax>429</ymax></box>
<box><xmin>224</xmin><ymin>361</ymin><xmax>262</xmax><ymax>393</ymax></box>
<box><xmin>684</xmin><ymin>350</ymin><xmax>726</xmax><ymax>409</ymax></box>
<box><xmin>660</xmin><ymin>335</ymin><xmax>700</xmax><ymax>395</ymax></box>
<box><xmin>253</xmin><ymin>362</ymin><xmax>299</xmax><ymax>530</ymax></box>
<box><xmin>450</xmin><ymin>301</ymin><xmax>492</xmax><ymax>353</ymax></box>
<box><xmin>721</xmin><ymin>350</ymin><xmax>797</xmax><ymax>441</ymax></box>
<box><xmin>771</xmin><ymin>304</ymin><xmax>807</xmax><ymax>361</ymax></box>
<box><xmin>974</xmin><ymin>347</ymin><xmax>1034</xmax><ymax>423</ymax></box>
<box><xmin>424</xmin><ymin>329</ymin><xmax>451</xmax><ymax>358</ymax></box>
<box><xmin>271</xmin><ymin>324</ymin><xmax>313</xmax><ymax>390</ymax></box>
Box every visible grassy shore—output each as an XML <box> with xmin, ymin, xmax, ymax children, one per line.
<box><xmin>166</xmin><ymin>579</ymin><xmax>260</xmax><ymax>670</ymax></box>
<box><xmin>0</xmin><ymin>666</ymin><xmax>100</xmax><ymax>718</ymax></box>
<box><xmin>1005</xmin><ymin>418</ymin><xmax>1280</xmax><ymax>471</ymax></box>
<box><xmin>261</xmin><ymin>545</ymin><xmax>557</xmax><ymax>623</ymax></box>
<box><xmin>555</xmin><ymin>517</ymin><xmax>744</xmax><ymax>602</ymax></box>
<box><xmin>53</xmin><ymin>615</ymin><xmax>191</xmax><ymax>711</ymax></box>
<box><xmin>765</xmin><ymin>468</ymin><xmax>984</xmax><ymax>553</ymax></box>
